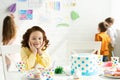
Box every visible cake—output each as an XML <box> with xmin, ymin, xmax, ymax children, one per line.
<box><xmin>71</xmin><ymin>53</ymin><xmax>98</xmax><ymax>76</ymax></box>
<box><xmin>104</xmin><ymin>67</ymin><xmax>120</xmax><ymax>76</ymax></box>
<box><xmin>74</xmin><ymin>78</ymin><xmax>80</xmax><ymax>80</ymax></box>
<box><xmin>33</xmin><ymin>69</ymin><xmax>41</xmax><ymax>78</ymax></box>
<box><xmin>34</xmin><ymin>73</ymin><xmax>40</xmax><ymax>79</ymax></box>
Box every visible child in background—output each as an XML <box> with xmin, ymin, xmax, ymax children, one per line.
<box><xmin>105</xmin><ymin>17</ymin><xmax>117</xmax><ymax>48</ymax></box>
<box><xmin>105</xmin><ymin>17</ymin><xmax>117</xmax><ymax>60</ymax></box>
<box><xmin>95</xmin><ymin>22</ymin><xmax>111</xmax><ymax>62</ymax></box>
<box><xmin>1</xmin><ymin>14</ymin><xmax>17</xmax><ymax>71</ymax></box>
<box><xmin>2</xmin><ymin>14</ymin><xmax>17</xmax><ymax>45</ymax></box>
<box><xmin>21</xmin><ymin>26</ymin><xmax>51</xmax><ymax>70</ymax></box>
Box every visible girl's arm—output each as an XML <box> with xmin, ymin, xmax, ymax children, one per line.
<box><xmin>21</xmin><ymin>47</ymin><xmax>36</xmax><ymax>70</ymax></box>
<box><xmin>37</xmin><ymin>41</ymin><xmax>51</xmax><ymax>68</ymax></box>
<box><xmin>37</xmin><ymin>52</ymin><xmax>51</xmax><ymax>68</ymax></box>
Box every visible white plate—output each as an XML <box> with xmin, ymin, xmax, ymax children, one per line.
<box><xmin>103</xmin><ymin>74</ymin><xmax>120</xmax><ymax>79</ymax></box>
<box><xmin>26</xmin><ymin>77</ymin><xmax>41</xmax><ymax>80</ymax></box>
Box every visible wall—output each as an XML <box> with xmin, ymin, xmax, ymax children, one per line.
<box><xmin>0</xmin><ymin>0</ymin><xmax>111</xmax><ymax>66</ymax></box>
<box><xmin>111</xmin><ymin>0</ymin><xmax>120</xmax><ymax>29</ymax></box>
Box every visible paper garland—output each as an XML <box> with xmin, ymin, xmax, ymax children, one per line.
<box><xmin>19</xmin><ymin>10</ymin><xmax>33</xmax><ymax>20</ymax></box>
<box><xmin>56</xmin><ymin>23</ymin><xmax>69</xmax><ymax>27</ymax></box>
<box><xmin>71</xmin><ymin>11</ymin><xmax>80</xmax><ymax>20</ymax></box>
<box><xmin>8</xmin><ymin>3</ymin><xmax>16</xmax><ymax>13</ymax></box>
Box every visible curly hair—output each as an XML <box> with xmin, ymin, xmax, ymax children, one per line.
<box><xmin>2</xmin><ymin>15</ymin><xmax>16</xmax><ymax>45</ymax></box>
<box><xmin>21</xmin><ymin>26</ymin><xmax>49</xmax><ymax>51</ymax></box>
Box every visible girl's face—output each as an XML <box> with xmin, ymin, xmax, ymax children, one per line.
<box><xmin>29</xmin><ymin>31</ymin><xmax>43</xmax><ymax>48</ymax></box>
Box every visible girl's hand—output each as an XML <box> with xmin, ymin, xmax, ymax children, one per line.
<box><xmin>29</xmin><ymin>42</ymin><xmax>37</xmax><ymax>55</ymax></box>
<box><xmin>37</xmin><ymin>41</ymin><xmax>45</xmax><ymax>55</ymax></box>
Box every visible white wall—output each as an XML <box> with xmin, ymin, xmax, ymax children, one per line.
<box><xmin>111</xmin><ymin>0</ymin><xmax>120</xmax><ymax>29</ymax></box>
<box><xmin>0</xmin><ymin>0</ymin><xmax>111</xmax><ymax>66</ymax></box>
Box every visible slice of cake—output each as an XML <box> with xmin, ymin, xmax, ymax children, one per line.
<box><xmin>104</xmin><ymin>67</ymin><xmax>120</xmax><ymax>76</ymax></box>
<box><xmin>33</xmin><ymin>69</ymin><xmax>41</xmax><ymax>79</ymax></box>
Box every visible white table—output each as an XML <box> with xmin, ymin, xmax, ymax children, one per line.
<box><xmin>0</xmin><ymin>56</ymin><xmax>119</xmax><ymax>80</ymax></box>
<box><xmin>5</xmin><ymin>71</ymin><xmax>119</xmax><ymax>80</ymax></box>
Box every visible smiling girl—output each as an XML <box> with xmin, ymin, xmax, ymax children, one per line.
<box><xmin>21</xmin><ymin>26</ymin><xmax>51</xmax><ymax>70</ymax></box>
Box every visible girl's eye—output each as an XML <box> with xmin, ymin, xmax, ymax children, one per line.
<box><xmin>32</xmin><ymin>38</ymin><xmax>36</xmax><ymax>40</ymax></box>
<box><xmin>39</xmin><ymin>38</ymin><xmax>41</xmax><ymax>40</ymax></box>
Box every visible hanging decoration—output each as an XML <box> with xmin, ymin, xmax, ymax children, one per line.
<box><xmin>19</xmin><ymin>10</ymin><xmax>33</xmax><ymax>20</ymax></box>
<box><xmin>8</xmin><ymin>3</ymin><xmax>16</xmax><ymax>13</ymax></box>
<box><xmin>71</xmin><ymin>11</ymin><xmax>80</xmax><ymax>20</ymax></box>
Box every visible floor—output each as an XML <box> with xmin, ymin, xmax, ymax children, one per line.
<box><xmin>0</xmin><ymin>57</ymin><xmax>4</xmax><ymax>80</ymax></box>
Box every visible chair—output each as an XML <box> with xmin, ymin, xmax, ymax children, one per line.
<box><xmin>1</xmin><ymin>44</ymin><xmax>21</xmax><ymax>80</ymax></box>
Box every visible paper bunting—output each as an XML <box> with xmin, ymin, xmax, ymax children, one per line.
<box><xmin>8</xmin><ymin>3</ymin><xmax>16</xmax><ymax>13</ymax></box>
<box><xmin>71</xmin><ymin>11</ymin><xmax>79</xmax><ymax>20</ymax></box>
<box><xmin>56</xmin><ymin>23</ymin><xmax>69</xmax><ymax>27</ymax></box>
<box><xmin>19</xmin><ymin>10</ymin><xmax>33</xmax><ymax>20</ymax></box>
<box><xmin>18</xmin><ymin>0</ymin><xmax>27</xmax><ymax>2</ymax></box>
<box><xmin>54</xmin><ymin>1</ymin><xmax>60</xmax><ymax>10</ymax></box>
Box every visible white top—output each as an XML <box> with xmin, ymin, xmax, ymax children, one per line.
<box><xmin>107</xmin><ymin>26</ymin><xmax>117</xmax><ymax>47</ymax></box>
<box><xmin>113</xmin><ymin>29</ymin><xmax>120</xmax><ymax>58</ymax></box>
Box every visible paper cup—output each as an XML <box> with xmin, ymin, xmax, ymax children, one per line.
<box><xmin>111</xmin><ymin>57</ymin><xmax>119</xmax><ymax>67</ymax></box>
<box><xmin>97</xmin><ymin>55</ymin><xmax>103</xmax><ymax>65</ymax></box>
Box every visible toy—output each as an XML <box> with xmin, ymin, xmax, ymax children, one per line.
<box><xmin>54</xmin><ymin>66</ymin><xmax>64</xmax><ymax>74</ymax></box>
